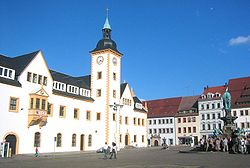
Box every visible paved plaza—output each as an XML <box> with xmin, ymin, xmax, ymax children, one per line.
<box><xmin>0</xmin><ymin>146</ymin><xmax>249</xmax><ymax>168</ymax></box>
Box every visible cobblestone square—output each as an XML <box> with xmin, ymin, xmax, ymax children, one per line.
<box><xmin>0</xmin><ymin>147</ymin><xmax>249</xmax><ymax>168</ymax></box>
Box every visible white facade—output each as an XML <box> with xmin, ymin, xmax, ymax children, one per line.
<box><xmin>199</xmin><ymin>99</ymin><xmax>224</xmax><ymax>138</ymax></box>
<box><xmin>0</xmin><ymin>21</ymin><xmax>147</xmax><ymax>154</ymax></box>
<box><xmin>232</xmin><ymin>107</ymin><xmax>250</xmax><ymax>134</ymax></box>
<box><xmin>147</xmin><ymin>117</ymin><xmax>176</xmax><ymax>146</ymax></box>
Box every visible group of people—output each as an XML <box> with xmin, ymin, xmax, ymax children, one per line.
<box><xmin>199</xmin><ymin>136</ymin><xmax>249</xmax><ymax>154</ymax></box>
<box><xmin>103</xmin><ymin>142</ymin><xmax>117</xmax><ymax>159</ymax></box>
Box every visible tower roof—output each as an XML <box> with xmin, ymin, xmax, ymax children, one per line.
<box><xmin>91</xmin><ymin>13</ymin><xmax>121</xmax><ymax>55</ymax></box>
<box><xmin>103</xmin><ymin>16</ymin><xmax>111</xmax><ymax>30</ymax></box>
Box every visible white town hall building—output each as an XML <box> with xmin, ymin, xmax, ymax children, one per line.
<box><xmin>0</xmin><ymin>16</ymin><xmax>147</xmax><ymax>155</ymax></box>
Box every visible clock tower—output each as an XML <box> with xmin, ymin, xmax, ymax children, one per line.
<box><xmin>90</xmin><ymin>15</ymin><xmax>122</xmax><ymax>144</ymax></box>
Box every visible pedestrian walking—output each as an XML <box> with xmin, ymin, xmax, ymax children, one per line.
<box><xmin>103</xmin><ymin>142</ymin><xmax>108</xmax><ymax>159</ymax></box>
<box><xmin>34</xmin><ymin>146</ymin><xmax>39</xmax><ymax>157</ymax></box>
<box><xmin>109</xmin><ymin>142</ymin><xmax>117</xmax><ymax>159</ymax></box>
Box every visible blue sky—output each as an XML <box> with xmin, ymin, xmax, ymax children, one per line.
<box><xmin>1</xmin><ymin>0</ymin><xmax>250</xmax><ymax>100</ymax></box>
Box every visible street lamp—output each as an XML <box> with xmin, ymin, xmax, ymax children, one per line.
<box><xmin>109</xmin><ymin>102</ymin><xmax>123</xmax><ymax>151</ymax></box>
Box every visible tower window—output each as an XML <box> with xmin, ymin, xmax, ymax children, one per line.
<box><xmin>97</xmin><ymin>89</ymin><xmax>102</xmax><ymax>97</ymax></box>
<box><xmin>97</xmin><ymin>71</ymin><xmax>102</xmax><ymax>80</ymax></box>
<box><xmin>113</xmin><ymin>90</ymin><xmax>116</xmax><ymax>98</ymax></box>
<box><xmin>113</xmin><ymin>72</ymin><xmax>116</xmax><ymax>80</ymax></box>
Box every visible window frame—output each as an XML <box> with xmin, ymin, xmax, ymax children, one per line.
<box><xmin>9</xmin><ymin>97</ymin><xmax>19</xmax><ymax>112</ymax></box>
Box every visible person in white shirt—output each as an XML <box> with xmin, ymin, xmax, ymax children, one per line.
<box><xmin>109</xmin><ymin>142</ymin><xmax>117</xmax><ymax>159</ymax></box>
<box><xmin>103</xmin><ymin>142</ymin><xmax>108</xmax><ymax>159</ymax></box>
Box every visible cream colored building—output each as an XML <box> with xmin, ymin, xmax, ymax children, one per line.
<box><xmin>175</xmin><ymin>96</ymin><xmax>200</xmax><ymax>146</ymax></box>
<box><xmin>0</xmin><ymin>16</ymin><xmax>147</xmax><ymax>155</ymax></box>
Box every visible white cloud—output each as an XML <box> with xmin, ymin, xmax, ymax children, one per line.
<box><xmin>229</xmin><ymin>35</ymin><xmax>250</xmax><ymax>46</ymax></box>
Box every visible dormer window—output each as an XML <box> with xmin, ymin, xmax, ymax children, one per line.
<box><xmin>135</xmin><ymin>103</ymin><xmax>142</xmax><ymax>109</ymax></box>
<box><xmin>0</xmin><ymin>66</ymin><xmax>15</xmax><ymax>80</ymax></box>
<box><xmin>53</xmin><ymin>81</ymin><xmax>66</xmax><ymax>92</ymax></box>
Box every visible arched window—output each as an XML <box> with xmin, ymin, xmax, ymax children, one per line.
<box><xmin>57</xmin><ymin>133</ymin><xmax>62</xmax><ymax>147</ymax></box>
<box><xmin>88</xmin><ymin>134</ymin><xmax>92</xmax><ymax>147</ymax></box>
<box><xmin>34</xmin><ymin>132</ymin><xmax>41</xmax><ymax>147</ymax></box>
<box><xmin>72</xmin><ymin>134</ymin><xmax>76</xmax><ymax>147</ymax></box>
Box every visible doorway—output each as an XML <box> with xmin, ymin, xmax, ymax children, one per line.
<box><xmin>80</xmin><ymin>134</ymin><xmax>84</xmax><ymax>151</ymax></box>
<box><xmin>5</xmin><ymin>134</ymin><xmax>17</xmax><ymax>155</ymax></box>
<box><xmin>154</xmin><ymin>140</ymin><xmax>159</xmax><ymax>146</ymax></box>
<box><xmin>125</xmin><ymin>134</ymin><xmax>129</xmax><ymax>146</ymax></box>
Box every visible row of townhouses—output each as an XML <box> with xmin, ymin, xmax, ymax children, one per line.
<box><xmin>146</xmin><ymin>77</ymin><xmax>250</xmax><ymax>146</ymax></box>
<box><xmin>0</xmin><ymin>17</ymin><xmax>148</xmax><ymax>155</ymax></box>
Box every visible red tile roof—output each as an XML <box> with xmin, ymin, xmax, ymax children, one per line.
<box><xmin>228</xmin><ymin>76</ymin><xmax>250</xmax><ymax>108</ymax></box>
<box><xmin>178</xmin><ymin>95</ymin><xmax>199</xmax><ymax>111</ymax></box>
<box><xmin>202</xmin><ymin>85</ymin><xmax>227</xmax><ymax>95</ymax></box>
<box><xmin>146</xmin><ymin>97</ymin><xmax>182</xmax><ymax>118</ymax></box>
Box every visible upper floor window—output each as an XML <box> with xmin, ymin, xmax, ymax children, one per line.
<box><xmin>27</xmin><ymin>72</ymin><xmax>32</xmax><ymax>82</ymax></box>
<box><xmin>123</xmin><ymin>98</ymin><xmax>132</xmax><ymax>106</ymax></box>
<box><xmin>233</xmin><ymin>110</ymin><xmax>237</xmax><ymax>116</ymax></box>
<box><xmin>212</xmin><ymin>104</ymin><xmax>215</xmax><ymax>109</ymax></box>
<box><xmin>212</xmin><ymin>113</ymin><xmax>216</xmax><ymax>119</ymax></box>
<box><xmin>53</xmin><ymin>81</ymin><xmax>66</xmax><ymax>92</ymax></box>
<box><xmin>133</xmin><ymin>117</ymin><xmax>136</xmax><ymax>125</ymax></box>
<box><xmin>33</xmin><ymin>73</ymin><xmax>37</xmax><ymax>83</ymax></box>
<box><xmin>178</xmin><ymin>118</ymin><xmax>181</xmax><ymax>123</ymax></box>
<box><xmin>202</xmin><ymin>114</ymin><xmax>205</xmax><ymax>120</ymax></box>
<box><xmin>86</xmin><ymin>111</ymin><xmax>91</xmax><ymax>120</ymax></box>
<box><xmin>217</xmin><ymin>103</ymin><xmax>221</xmax><ymax>108</ymax></box>
<box><xmin>178</xmin><ymin>127</ymin><xmax>181</xmax><ymax>133</ymax></box>
<box><xmin>153</xmin><ymin>120</ymin><xmax>156</xmax><ymax>124</ymax></box>
<box><xmin>142</xmin><ymin>119</ymin><xmax>145</xmax><ymax>126</ymax></box>
<box><xmin>192</xmin><ymin>117</ymin><xmax>196</xmax><ymax>122</ymax></box>
<box><xmin>149</xmin><ymin>120</ymin><xmax>152</xmax><ymax>125</ymax></box>
<box><xmin>74</xmin><ymin>108</ymin><xmax>79</xmax><ymax>119</ymax></box>
<box><xmin>9</xmin><ymin>97</ymin><xmax>19</xmax><ymax>112</ymax></box>
<box><xmin>27</xmin><ymin>72</ymin><xmax>47</xmax><ymax>86</ymax></box>
<box><xmin>113</xmin><ymin>72</ymin><xmax>116</xmax><ymax>80</ymax></box>
<box><xmin>0</xmin><ymin>66</ymin><xmax>15</xmax><ymax>79</ymax></box>
<box><xmin>125</xmin><ymin>116</ymin><xmax>129</xmax><ymax>125</ymax></box>
<box><xmin>207</xmin><ymin>114</ymin><xmax>210</xmax><ymax>120</ymax></box>
<box><xmin>59</xmin><ymin>106</ymin><xmax>66</xmax><ymax>118</ymax></box>
<box><xmin>240</xmin><ymin>110</ymin><xmax>244</xmax><ymax>116</ymax></box>
<box><xmin>183</xmin><ymin>118</ymin><xmax>186</xmax><ymax>123</ymax></box>
<box><xmin>47</xmin><ymin>103</ymin><xmax>53</xmax><ymax>116</ymax></box>
<box><xmin>245</xmin><ymin>110</ymin><xmax>249</xmax><ymax>115</ymax></box>
<box><xmin>38</xmin><ymin>75</ymin><xmax>42</xmax><ymax>84</ymax></box>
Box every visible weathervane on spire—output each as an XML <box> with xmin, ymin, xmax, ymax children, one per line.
<box><xmin>106</xmin><ymin>8</ymin><xmax>109</xmax><ymax>17</ymax></box>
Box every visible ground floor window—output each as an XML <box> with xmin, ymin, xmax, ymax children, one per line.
<box><xmin>88</xmin><ymin>134</ymin><xmax>92</xmax><ymax>147</ymax></box>
<box><xmin>57</xmin><ymin>133</ymin><xmax>62</xmax><ymax>147</ymax></box>
<box><xmin>72</xmin><ymin>134</ymin><xmax>76</xmax><ymax>147</ymax></box>
<box><xmin>34</xmin><ymin>132</ymin><xmax>41</xmax><ymax>147</ymax></box>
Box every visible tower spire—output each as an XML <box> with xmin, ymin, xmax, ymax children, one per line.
<box><xmin>103</xmin><ymin>8</ymin><xmax>111</xmax><ymax>30</ymax></box>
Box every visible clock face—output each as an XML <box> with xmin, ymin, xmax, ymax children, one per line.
<box><xmin>97</xmin><ymin>56</ymin><xmax>104</xmax><ymax>65</ymax></box>
<box><xmin>112</xmin><ymin>57</ymin><xmax>117</xmax><ymax>65</ymax></box>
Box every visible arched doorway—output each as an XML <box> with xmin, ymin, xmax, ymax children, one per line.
<box><xmin>154</xmin><ymin>140</ymin><xmax>159</xmax><ymax>146</ymax></box>
<box><xmin>125</xmin><ymin>134</ymin><xmax>129</xmax><ymax>146</ymax></box>
<box><xmin>5</xmin><ymin>134</ymin><xmax>17</xmax><ymax>155</ymax></box>
<box><xmin>80</xmin><ymin>134</ymin><xmax>85</xmax><ymax>151</ymax></box>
